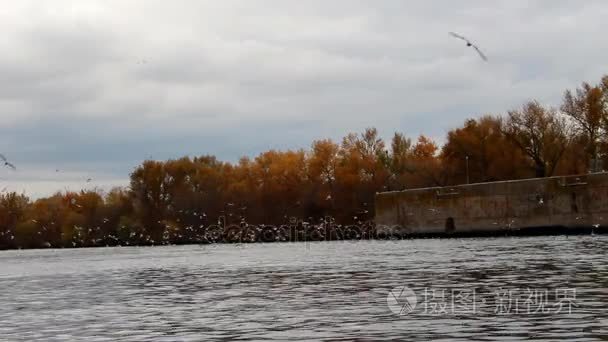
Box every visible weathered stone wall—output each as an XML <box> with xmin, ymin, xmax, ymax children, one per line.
<box><xmin>375</xmin><ymin>173</ymin><xmax>608</xmax><ymax>236</ymax></box>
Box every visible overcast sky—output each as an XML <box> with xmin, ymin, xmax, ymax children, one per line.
<box><xmin>1</xmin><ymin>1</ymin><xmax>607</xmax><ymax>198</ymax></box>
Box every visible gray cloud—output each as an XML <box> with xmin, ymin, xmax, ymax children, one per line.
<box><xmin>1</xmin><ymin>0</ymin><xmax>607</xmax><ymax>197</ymax></box>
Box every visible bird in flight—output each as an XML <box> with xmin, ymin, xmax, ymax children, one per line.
<box><xmin>449</xmin><ymin>32</ymin><xmax>487</xmax><ymax>61</ymax></box>
<box><xmin>0</xmin><ymin>154</ymin><xmax>16</xmax><ymax>171</ymax></box>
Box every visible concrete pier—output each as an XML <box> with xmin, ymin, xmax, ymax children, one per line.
<box><xmin>375</xmin><ymin>172</ymin><xmax>608</xmax><ymax>237</ymax></box>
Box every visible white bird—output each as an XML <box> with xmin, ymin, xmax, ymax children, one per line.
<box><xmin>449</xmin><ymin>32</ymin><xmax>488</xmax><ymax>61</ymax></box>
<box><xmin>0</xmin><ymin>154</ymin><xmax>16</xmax><ymax>170</ymax></box>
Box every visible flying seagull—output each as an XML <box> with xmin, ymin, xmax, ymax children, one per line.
<box><xmin>0</xmin><ymin>154</ymin><xmax>16</xmax><ymax>171</ymax></box>
<box><xmin>449</xmin><ymin>32</ymin><xmax>487</xmax><ymax>61</ymax></box>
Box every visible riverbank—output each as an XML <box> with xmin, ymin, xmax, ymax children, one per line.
<box><xmin>1</xmin><ymin>221</ymin><xmax>605</xmax><ymax>250</ymax></box>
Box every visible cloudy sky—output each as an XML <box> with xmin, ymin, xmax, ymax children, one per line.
<box><xmin>1</xmin><ymin>1</ymin><xmax>607</xmax><ymax>198</ymax></box>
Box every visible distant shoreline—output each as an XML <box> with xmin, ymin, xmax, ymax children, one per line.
<box><xmin>1</xmin><ymin>223</ymin><xmax>604</xmax><ymax>251</ymax></box>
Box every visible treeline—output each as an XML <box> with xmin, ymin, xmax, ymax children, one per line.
<box><xmin>1</xmin><ymin>75</ymin><xmax>607</xmax><ymax>249</ymax></box>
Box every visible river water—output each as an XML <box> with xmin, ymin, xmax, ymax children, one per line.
<box><xmin>0</xmin><ymin>236</ymin><xmax>606</xmax><ymax>341</ymax></box>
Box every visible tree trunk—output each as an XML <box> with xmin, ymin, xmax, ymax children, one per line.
<box><xmin>535</xmin><ymin>161</ymin><xmax>546</xmax><ymax>178</ymax></box>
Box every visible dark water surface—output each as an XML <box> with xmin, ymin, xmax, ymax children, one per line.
<box><xmin>1</xmin><ymin>236</ymin><xmax>607</xmax><ymax>341</ymax></box>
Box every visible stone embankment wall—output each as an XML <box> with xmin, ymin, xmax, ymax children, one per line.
<box><xmin>375</xmin><ymin>173</ymin><xmax>608</xmax><ymax>236</ymax></box>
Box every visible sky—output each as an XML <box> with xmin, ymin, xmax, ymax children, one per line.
<box><xmin>1</xmin><ymin>0</ymin><xmax>607</xmax><ymax>198</ymax></box>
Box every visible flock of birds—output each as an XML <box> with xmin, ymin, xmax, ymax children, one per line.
<box><xmin>0</xmin><ymin>212</ymin><xmax>373</xmax><ymax>247</ymax></box>
<box><xmin>0</xmin><ymin>153</ymin><xmax>94</xmax><ymax>194</ymax></box>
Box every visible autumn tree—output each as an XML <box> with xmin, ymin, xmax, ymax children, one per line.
<box><xmin>27</xmin><ymin>195</ymin><xmax>64</xmax><ymax>247</ymax></box>
<box><xmin>103</xmin><ymin>187</ymin><xmax>135</xmax><ymax>244</ymax></box>
<box><xmin>0</xmin><ymin>192</ymin><xmax>30</xmax><ymax>249</ymax></box>
<box><xmin>408</xmin><ymin>135</ymin><xmax>446</xmax><ymax>187</ymax></box>
<box><xmin>504</xmin><ymin>101</ymin><xmax>571</xmax><ymax>177</ymax></box>
<box><xmin>130</xmin><ymin>160</ymin><xmax>169</xmax><ymax>241</ymax></box>
<box><xmin>335</xmin><ymin>128</ymin><xmax>389</xmax><ymax>222</ymax></box>
<box><xmin>228</xmin><ymin>157</ymin><xmax>259</xmax><ymax>222</ymax></box>
<box><xmin>561</xmin><ymin>76</ymin><xmax>608</xmax><ymax>170</ymax></box>
<box><xmin>387</xmin><ymin>132</ymin><xmax>412</xmax><ymax>190</ymax></box>
<box><xmin>252</xmin><ymin>149</ymin><xmax>308</xmax><ymax>223</ymax></box>
<box><xmin>442</xmin><ymin>115</ymin><xmax>530</xmax><ymax>184</ymax></box>
<box><xmin>193</xmin><ymin>155</ymin><xmax>234</xmax><ymax>221</ymax></box>
<box><xmin>307</xmin><ymin>139</ymin><xmax>340</xmax><ymax>217</ymax></box>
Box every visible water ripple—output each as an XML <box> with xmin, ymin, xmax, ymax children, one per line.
<box><xmin>0</xmin><ymin>236</ymin><xmax>606</xmax><ymax>341</ymax></box>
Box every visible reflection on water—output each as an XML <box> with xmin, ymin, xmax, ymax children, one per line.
<box><xmin>0</xmin><ymin>236</ymin><xmax>607</xmax><ymax>341</ymax></box>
